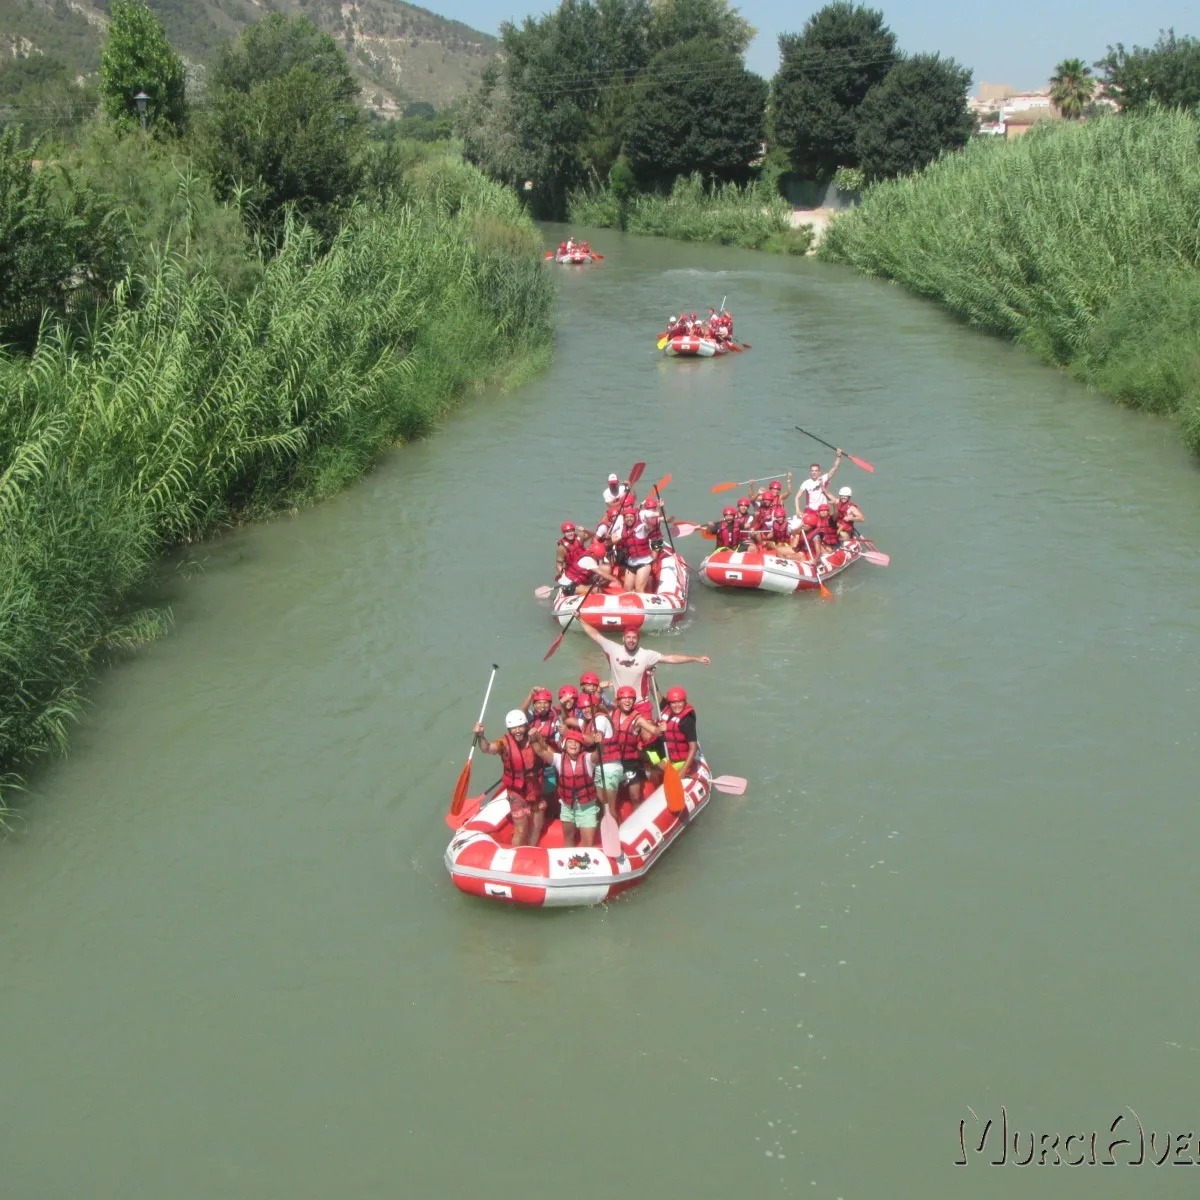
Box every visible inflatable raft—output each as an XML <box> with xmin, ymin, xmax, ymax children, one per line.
<box><xmin>555</xmin><ymin>250</ymin><xmax>594</xmax><ymax>264</ymax></box>
<box><xmin>445</xmin><ymin>757</ymin><xmax>713</xmax><ymax>907</ymax></box>
<box><xmin>551</xmin><ymin>550</ymin><xmax>689</xmax><ymax>631</ymax></box>
<box><xmin>699</xmin><ymin>540</ymin><xmax>864</xmax><ymax>594</ymax></box>
<box><xmin>663</xmin><ymin>335</ymin><xmax>730</xmax><ymax>357</ymax></box>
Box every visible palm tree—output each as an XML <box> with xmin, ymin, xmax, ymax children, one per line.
<box><xmin>1049</xmin><ymin>58</ymin><xmax>1096</xmax><ymax>119</ymax></box>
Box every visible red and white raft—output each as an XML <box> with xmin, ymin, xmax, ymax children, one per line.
<box><xmin>663</xmin><ymin>335</ymin><xmax>730</xmax><ymax>358</ymax></box>
<box><xmin>555</xmin><ymin>250</ymin><xmax>594</xmax><ymax>264</ymax></box>
<box><xmin>445</xmin><ymin>758</ymin><xmax>713</xmax><ymax>907</ymax></box>
<box><xmin>699</xmin><ymin>540</ymin><xmax>864</xmax><ymax>594</ymax></box>
<box><xmin>551</xmin><ymin>549</ymin><xmax>689</xmax><ymax>631</ymax></box>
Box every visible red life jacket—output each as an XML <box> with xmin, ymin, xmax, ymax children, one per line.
<box><xmin>716</xmin><ymin>520</ymin><xmax>740</xmax><ymax>549</ymax></box>
<box><xmin>624</xmin><ymin>520</ymin><xmax>652</xmax><ymax>560</ymax></box>
<box><xmin>559</xmin><ymin>536</ymin><xmax>591</xmax><ymax>584</ymax></box>
<box><xmin>813</xmin><ymin>515</ymin><xmax>839</xmax><ymax>546</ymax></box>
<box><xmin>662</xmin><ymin>704</ymin><xmax>696</xmax><ymax>761</ymax></box>
<box><xmin>602</xmin><ymin>709</ymin><xmax>642</xmax><ymax>763</ymax></box>
<box><xmin>501</xmin><ymin>734</ymin><xmax>543</xmax><ymax>800</ymax></box>
<box><xmin>768</xmin><ymin>510</ymin><xmax>790</xmax><ymax>542</ymax></box>
<box><xmin>556</xmin><ymin>750</ymin><xmax>598</xmax><ymax>806</ymax></box>
<box><xmin>529</xmin><ymin>711</ymin><xmax>556</xmax><ymax>744</ymax></box>
<box><xmin>836</xmin><ymin>499</ymin><xmax>857</xmax><ymax>536</ymax></box>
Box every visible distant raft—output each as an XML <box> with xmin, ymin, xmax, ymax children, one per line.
<box><xmin>550</xmin><ymin>550</ymin><xmax>690</xmax><ymax>631</ymax></box>
<box><xmin>555</xmin><ymin>249</ymin><xmax>595</xmax><ymax>264</ymax></box>
<box><xmin>445</xmin><ymin>758</ymin><xmax>712</xmax><ymax>907</ymax></box>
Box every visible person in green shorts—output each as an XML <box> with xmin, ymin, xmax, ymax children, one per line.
<box><xmin>532</xmin><ymin>724</ymin><xmax>601</xmax><ymax>848</ymax></box>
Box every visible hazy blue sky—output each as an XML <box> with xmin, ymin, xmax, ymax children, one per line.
<box><xmin>428</xmin><ymin>0</ymin><xmax>1195</xmax><ymax>92</ymax></box>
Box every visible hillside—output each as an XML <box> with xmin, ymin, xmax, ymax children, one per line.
<box><xmin>0</xmin><ymin>0</ymin><xmax>499</xmax><ymax>114</ymax></box>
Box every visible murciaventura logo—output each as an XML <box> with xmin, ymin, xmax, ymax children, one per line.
<box><xmin>956</xmin><ymin>1107</ymin><xmax>1199</xmax><ymax>1166</ymax></box>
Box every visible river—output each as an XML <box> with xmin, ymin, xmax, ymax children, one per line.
<box><xmin>3</xmin><ymin>227</ymin><xmax>1199</xmax><ymax>1199</ymax></box>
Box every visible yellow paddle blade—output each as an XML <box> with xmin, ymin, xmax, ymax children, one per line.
<box><xmin>656</xmin><ymin>336</ymin><xmax>668</xmax><ymax>350</ymax></box>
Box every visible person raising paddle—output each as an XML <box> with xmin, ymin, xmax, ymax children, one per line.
<box><xmin>796</xmin><ymin>453</ymin><xmax>844</xmax><ymax>512</ymax></box>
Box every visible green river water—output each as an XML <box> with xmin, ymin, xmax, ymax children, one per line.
<box><xmin>3</xmin><ymin>227</ymin><xmax>1199</xmax><ymax>1199</ymax></box>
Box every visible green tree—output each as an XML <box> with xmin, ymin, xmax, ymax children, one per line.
<box><xmin>199</xmin><ymin>15</ymin><xmax>364</xmax><ymax>240</ymax></box>
<box><xmin>1096</xmin><ymin>29</ymin><xmax>1200</xmax><ymax>111</ymax></box>
<box><xmin>647</xmin><ymin>0</ymin><xmax>754</xmax><ymax>56</ymax></box>
<box><xmin>98</xmin><ymin>0</ymin><xmax>187</xmax><ymax>134</ymax></box>
<box><xmin>1049</xmin><ymin>57</ymin><xmax>1095</xmax><ymax>119</ymax></box>
<box><xmin>458</xmin><ymin>61</ymin><xmax>525</xmax><ymax>188</ymax></box>
<box><xmin>772</xmin><ymin>2</ymin><xmax>898</xmax><ymax>179</ymax></box>
<box><xmin>854</xmin><ymin>53</ymin><xmax>974</xmax><ymax>182</ymax></box>
<box><xmin>623</xmin><ymin>39</ymin><xmax>767</xmax><ymax>189</ymax></box>
<box><xmin>0</xmin><ymin>127</ymin><xmax>126</xmax><ymax>349</ymax></box>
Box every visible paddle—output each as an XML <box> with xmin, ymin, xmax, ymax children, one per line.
<box><xmin>712</xmin><ymin>775</ymin><xmax>748</xmax><ymax>795</ymax></box>
<box><xmin>445</xmin><ymin>777</ymin><xmax>501</xmax><ymax>830</ymax></box>
<box><xmin>856</xmin><ymin>536</ymin><xmax>891</xmax><ymax>567</ymax></box>
<box><xmin>652</xmin><ymin>480</ymin><xmax>676</xmax><ymax>556</ymax></box>
<box><xmin>672</xmin><ymin>521</ymin><xmax>702</xmax><ymax>538</ymax></box>
<box><xmin>534</xmin><ymin>584</ymin><xmax>554</xmax><ymax>599</ymax></box>
<box><xmin>711</xmin><ymin>472</ymin><xmax>789</xmax><ymax>494</ymax></box>
<box><xmin>450</xmin><ymin>664</ymin><xmax>499</xmax><ymax>818</ymax></box>
<box><xmin>794</xmin><ymin>426</ymin><xmax>875</xmax><ymax>473</ymax></box>
<box><xmin>799</xmin><ymin>528</ymin><xmax>834</xmax><ymax>601</ymax></box>
<box><xmin>656</xmin><ymin>335</ymin><xmax>668</xmax><ymax>350</ymax></box>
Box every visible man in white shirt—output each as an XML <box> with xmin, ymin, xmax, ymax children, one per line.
<box><xmin>795</xmin><ymin>451</ymin><xmax>844</xmax><ymax>513</ymax></box>
<box><xmin>580</xmin><ymin>623</ymin><xmax>710</xmax><ymax>705</ymax></box>
<box><xmin>602</xmin><ymin>472</ymin><xmax>629</xmax><ymax>505</ymax></box>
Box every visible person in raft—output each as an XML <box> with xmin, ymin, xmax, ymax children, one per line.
<box><xmin>530</xmin><ymin>722</ymin><xmax>601</xmax><ymax>847</ymax></box>
<box><xmin>795</xmin><ymin>452</ymin><xmax>844</xmax><ymax>512</ymax></box>
<box><xmin>834</xmin><ymin>486</ymin><xmax>865</xmax><ymax>541</ymax></box>
<box><xmin>644</xmin><ymin>685</ymin><xmax>700</xmax><ymax>786</ymax></box>
<box><xmin>605</xmin><ymin>685</ymin><xmax>664</xmax><ymax>813</ymax></box>
<box><xmin>556</xmin><ymin>527</ymin><xmax>620</xmax><ymax>594</ymax></box>
<box><xmin>579</xmin><ymin>623</ymin><xmax>710</xmax><ymax>708</ymax></box>
<box><xmin>473</xmin><ymin>710</ymin><xmax>548</xmax><ymax>847</ymax></box>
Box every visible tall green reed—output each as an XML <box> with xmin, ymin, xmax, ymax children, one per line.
<box><xmin>0</xmin><ymin>160</ymin><xmax>555</xmax><ymax>812</ymax></box>
<box><xmin>819</xmin><ymin>110</ymin><xmax>1200</xmax><ymax>448</ymax></box>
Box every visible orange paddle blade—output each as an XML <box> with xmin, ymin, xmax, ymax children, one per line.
<box><xmin>664</xmin><ymin>765</ymin><xmax>686</xmax><ymax>814</ymax></box>
<box><xmin>450</xmin><ymin>760</ymin><xmax>471</xmax><ymax>815</ymax></box>
<box><xmin>848</xmin><ymin>453</ymin><xmax>874</xmax><ymax>472</ymax></box>
<box><xmin>710</xmin><ymin>481</ymin><xmax>739</xmax><ymax>493</ymax></box>
<box><xmin>653</xmin><ymin>474</ymin><xmax>672</xmax><ymax>493</ymax></box>
<box><xmin>701</xmin><ymin>528</ymin><xmax>716</xmax><ymax>540</ymax></box>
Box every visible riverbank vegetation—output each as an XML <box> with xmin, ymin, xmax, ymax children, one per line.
<box><xmin>0</xmin><ymin>4</ymin><xmax>554</xmax><ymax>816</ymax></box>
<box><xmin>819</xmin><ymin>109</ymin><xmax>1200</xmax><ymax>452</ymax></box>
<box><xmin>459</xmin><ymin>0</ymin><xmax>974</xmax><ymax>251</ymax></box>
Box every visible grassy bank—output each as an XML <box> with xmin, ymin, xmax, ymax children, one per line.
<box><xmin>818</xmin><ymin>110</ymin><xmax>1200</xmax><ymax>452</ymax></box>
<box><xmin>0</xmin><ymin>158</ymin><xmax>554</xmax><ymax>815</ymax></box>
<box><xmin>568</xmin><ymin>172</ymin><xmax>813</xmax><ymax>254</ymax></box>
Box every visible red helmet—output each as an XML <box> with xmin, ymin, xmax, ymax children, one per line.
<box><xmin>722</xmin><ymin>505</ymin><xmax>736</xmax><ymax>517</ymax></box>
<box><xmin>579</xmin><ymin>671</ymin><xmax>600</xmax><ymax>686</ymax></box>
<box><xmin>532</xmin><ymin>687</ymin><xmax>552</xmax><ymax>702</ymax></box>
<box><xmin>738</xmin><ymin>497</ymin><xmax>752</xmax><ymax>507</ymax></box>
<box><xmin>802</xmin><ymin>510</ymin><xmax>819</xmax><ymax>526</ymax></box>
<box><xmin>768</xmin><ymin>480</ymin><xmax>782</xmax><ymax>491</ymax></box>
<box><xmin>643</xmin><ymin>497</ymin><xmax>659</xmax><ymax>509</ymax></box>
<box><xmin>773</xmin><ymin>504</ymin><xmax>787</xmax><ymax>518</ymax></box>
<box><xmin>818</xmin><ymin>503</ymin><xmax>831</xmax><ymax>513</ymax></box>
<box><xmin>616</xmin><ymin>685</ymin><xmax>637</xmax><ymax>700</ymax></box>
<box><xmin>561</xmin><ymin>724</ymin><xmax>584</xmax><ymax>745</ymax></box>
<box><xmin>665</xmin><ymin>686</ymin><xmax>687</xmax><ymax>703</ymax></box>
<box><xmin>560</xmin><ymin>521</ymin><xmax>576</xmax><ymax>533</ymax></box>
<box><xmin>558</xmin><ymin>685</ymin><xmax>578</xmax><ymax>700</ymax></box>
<box><xmin>588</xmin><ymin>540</ymin><xmax>607</xmax><ymax>557</ymax></box>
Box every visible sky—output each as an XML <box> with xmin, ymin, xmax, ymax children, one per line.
<box><xmin>423</xmin><ymin>0</ymin><xmax>1197</xmax><ymax>93</ymax></box>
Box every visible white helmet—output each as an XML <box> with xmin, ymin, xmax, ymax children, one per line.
<box><xmin>838</xmin><ymin>486</ymin><xmax>852</xmax><ymax>497</ymax></box>
<box><xmin>505</xmin><ymin>709</ymin><xmax>528</xmax><ymax>729</ymax></box>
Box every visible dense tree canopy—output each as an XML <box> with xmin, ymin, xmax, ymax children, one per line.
<box><xmin>98</xmin><ymin>0</ymin><xmax>187</xmax><ymax>134</ymax></box>
<box><xmin>771</xmin><ymin>2</ymin><xmax>898</xmax><ymax>178</ymax></box>
<box><xmin>198</xmin><ymin>16</ymin><xmax>364</xmax><ymax>240</ymax></box>
<box><xmin>0</xmin><ymin>127</ymin><xmax>125</xmax><ymax>349</ymax></box>
<box><xmin>623</xmin><ymin>39</ymin><xmax>766</xmax><ymax>189</ymax></box>
<box><xmin>854</xmin><ymin>53</ymin><xmax>973</xmax><ymax>182</ymax></box>
<box><xmin>647</xmin><ymin>0</ymin><xmax>754</xmax><ymax>57</ymax></box>
<box><xmin>1096</xmin><ymin>30</ymin><xmax>1200</xmax><ymax>112</ymax></box>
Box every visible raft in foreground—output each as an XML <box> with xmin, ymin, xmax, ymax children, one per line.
<box><xmin>699</xmin><ymin>540</ymin><xmax>864</xmax><ymax>593</ymax></box>
<box><xmin>445</xmin><ymin>758</ymin><xmax>713</xmax><ymax>907</ymax></box>
<box><xmin>551</xmin><ymin>549</ymin><xmax>690</xmax><ymax>631</ymax></box>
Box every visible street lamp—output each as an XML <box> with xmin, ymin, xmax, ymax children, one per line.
<box><xmin>133</xmin><ymin>91</ymin><xmax>150</xmax><ymax>132</ymax></box>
